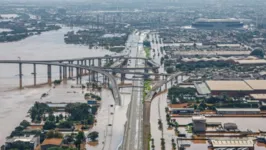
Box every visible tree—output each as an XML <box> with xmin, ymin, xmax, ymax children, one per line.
<box><xmin>160</xmin><ymin>57</ymin><xmax>164</xmax><ymax>65</ymax></box>
<box><xmin>28</xmin><ymin>102</ymin><xmax>51</xmax><ymax>122</ymax></box>
<box><xmin>250</xmin><ymin>48</ymin><xmax>264</xmax><ymax>58</ymax></box>
<box><xmin>57</xmin><ymin>121</ymin><xmax>73</xmax><ymax>129</ymax></box>
<box><xmin>65</xmin><ymin>103</ymin><xmax>90</xmax><ymax>121</ymax></box>
<box><xmin>48</xmin><ymin>113</ymin><xmax>55</xmax><ymax>122</ymax></box>
<box><xmin>87</xmin><ymin>131</ymin><xmax>99</xmax><ymax>141</ymax></box>
<box><xmin>56</xmin><ymin>116</ymin><xmax>60</xmax><ymax>123</ymax></box>
<box><xmin>143</xmin><ymin>40</ymin><xmax>151</xmax><ymax>47</ymax></box>
<box><xmin>74</xmin><ymin>131</ymin><xmax>85</xmax><ymax>149</ymax></box>
<box><xmin>166</xmin><ymin>67</ymin><xmax>175</xmax><ymax>74</ymax></box>
<box><xmin>19</xmin><ymin>120</ymin><xmax>30</xmax><ymax>128</ymax></box>
<box><xmin>43</xmin><ymin>121</ymin><xmax>56</xmax><ymax>130</ymax></box>
<box><xmin>59</xmin><ymin>114</ymin><xmax>63</xmax><ymax>120</ymax></box>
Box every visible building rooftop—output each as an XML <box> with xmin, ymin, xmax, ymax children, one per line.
<box><xmin>206</xmin><ymin>80</ymin><xmax>253</xmax><ymax>91</ymax></box>
<box><xmin>234</xmin><ymin>59</ymin><xmax>266</xmax><ymax>65</ymax></box>
<box><xmin>216</xmin><ymin>108</ymin><xmax>261</xmax><ymax>112</ymax></box>
<box><xmin>42</xmin><ymin>138</ymin><xmax>63</xmax><ymax>146</ymax></box>
<box><xmin>6</xmin><ymin>135</ymin><xmax>36</xmax><ymax>143</ymax></box>
<box><xmin>47</xmin><ymin>103</ymin><xmax>68</xmax><ymax>108</ymax></box>
<box><xmin>217</xmin><ymin>44</ymin><xmax>241</xmax><ymax>47</ymax></box>
<box><xmin>211</xmin><ymin>139</ymin><xmax>254</xmax><ymax>148</ymax></box>
<box><xmin>170</xmin><ymin>108</ymin><xmax>194</xmax><ymax>111</ymax></box>
<box><xmin>195</xmin><ymin>18</ymin><xmax>241</xmax><ymax>23</ymax></box>
<box><xmin>194</xmin><ymin>81</ymin><xmax>211</xmax><ymax>95</ymax></box>
<box><xmin>244</xmin><ymin>80</ymin><xmax>266</xmax><ymax>90</ymax></box>
<box><xmin>192</xmin><ymin>115</ymin><xmax>206</xmax><ymax>120</ymax></box>
<box><xmin>174</xmin><ymin>51</ymin><xmax>250</xmax><ymax>56</ymax></box>
<box><xmin>250</xmin><ymin>94</ymin><xmax>266</xmax><ymax>100</ymax></box>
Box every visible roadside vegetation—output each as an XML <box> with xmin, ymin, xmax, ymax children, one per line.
<box><xmin>143</xmin><ymin>80</ymin><xmax>152</xmax><ymax>101</ymax></box>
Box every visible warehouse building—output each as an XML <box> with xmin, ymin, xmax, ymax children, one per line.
<box><xmin>210</xmin><ymin>139</ymin><xmax>254</xmax><ymax>150</ymax></box>
<box><xmin>205</xmin><ymin>80</ymin><xmax>253</xmax><ymax>96</ymax></box>
<box><xmin>170</xmin><ymin>108</ymin><xmax>194</xmax><ymax>114</ymax></box>
<box><xmin>216</xmin><ymin>108</ymin><xmax>260</xmax><ymax>115</ymax></box>
<box><xmin>192</xmin><ymin>18</ymin><xmax>244</xmax><ymax>29</ymax></box>
<box><xmin>192</xmin><ymin>115</ymin><xmax>206</xmax><ymax>132</ymax></box>
<box><xmin>205</xmin><ymin>80</ymin><xmax>266</xmax><ymax>96</ymax></box>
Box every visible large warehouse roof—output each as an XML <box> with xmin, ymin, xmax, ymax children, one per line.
<box><xmin>245</xmin><ymin>80</ymin><xmax>266</xmax><ymax>90</ymax></box>
<box><xmin>250</xmin><ymin>94</ymin><xmax>266</xmax><ymax>100</ymax></box>
<box><xmin>196</xmin><ymin>18</ymin><xmax>241</xmax><ymax>23</ymax></box>
<box><xmin>234</xmin><ymin>59</ymin><xmax>266</xmax><ymax>65</ymax></box>
<box><xmin>206</xmin><ymin>80</ymin><xmax>253</xmax><ymax>91</ymax></box>
<box><xmin>216</xmin><ymin>108</ymin><xmax>261</xmax><ymax>112</ymax></box>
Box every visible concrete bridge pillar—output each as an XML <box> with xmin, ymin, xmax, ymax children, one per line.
<box><xmin>59</xmin><ymin>66</ymin><xmax>62</xmax><ymax>80</ymax></box>
<box><xmin>121</xmin><ymin>73</ymin><xmax>125</xmax><ymax>84</ymax></box>
<box><xmin>71</xmin><ymin>62</ymin><xmax>74</xmax><ymax>78</ymax></box>
<box><xmin>84</xmin><ymin>60</ymin><xmax>87</xmax><ymax>74</ymax></box>
<box><xmin>68</xmin><ymin>61</ymin><xmax>71</xmax><ymax>78</ymax></box>
<box><xmin>47</xmin><ymin>64</ymin><xmax>52</xmax><ymax>86</ymax></box>
<box><xmin>92</xmin><ymin>71</ymin><xmax>96</xmax><ymax>81</ymax></box>
<box><xmin>79</xmin><ymin>68</ymin><xmax>82</xmax><ymax>84</ymax></box>
<box><xmin>76</xmin><ymin>67</ymin><xmax>79</xmax><ymax>85</ymax></box>
<box><xmin>81</xmin><ymin>61</ymin><xmax>84</xmax><ymax>75</ymax></box>
<box><xmin>96</xmin><ymin>72</ymin><xmax>99</xmax><ymax>83</ymax></box>
<box><xmin>63</xmin><ymin>66</ymin><xmax>67</xmax><ymax>83</ymax></box>
<box><xmin>98</xmin><ymin>58</ymin><xmax>101</xmax><ymax>67</ymax></box>
<box><xmin>19</xmin><ymin>63</ymin><xmax>23</xmax><ymax>89</ymax></box>
<box><xmin>33</xmin><ymin>64</ymin><xmax>36</xmax><ymax>86</ymax></box>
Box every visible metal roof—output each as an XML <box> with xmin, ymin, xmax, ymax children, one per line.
<box><xmin>211</xmin><ymin>139</ymin><xmax>254</xmax><ymax>147</ymax></box>
<box><xmin>216</xmin><ymin>108</ymin><xmax>260</xmax><ymax>112</ymax></box>
<box><xmin>47</xmin><ymin>103</ymin><xmax>67</xmax><ymax>108</ymax></box>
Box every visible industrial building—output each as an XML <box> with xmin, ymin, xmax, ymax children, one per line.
<box><xmin>47</xmin><ymin>103</ymin><xmax>67</xmax><ymax>112</ymax></box>
<box><xmin>250</xmin><ymin>94</ymin><xmax>266</xmax><ymax>101</ymax></box>
<box><xmin>170</xmin><ymin>108</ymin><xmax>194</xmax><ymax>114</ymax></box>
<box><xmin>192</xmin><ymin>115</ymin><xmax>206</xmax><ymax>132</ymax></box>
<box><xmin>210</xmin><ymin>139</ymin><xmax>254</xmax><ymax>150</ymax></box>
<box><xmin>205</xmin><ymin>80</ymin><xmax>253</xmax><ymax>96</ymax></box>
<box><xmin>192</xmin><ymin>18</ymin><xmax>244</xmax><ymax>29</ymax></box>
<box><xmin>204</xmin><ymin>80</ymin><xmax>266</xmax><ymax>96</ymax></box>
<box><xmin>216</xmin><ymin>108</ymin><xmax>260</xmax><ymax>115</ymax></box>
<box><xmin>5</xmin><ymin>135</ymin><xmax>40</xmax><ymax>150</ymax></box>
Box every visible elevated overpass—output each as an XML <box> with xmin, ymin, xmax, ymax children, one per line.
<box><xmin>0</xmin><ymin>60</ymin><xmax>122</xmax><ymax>106</ymax></box>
